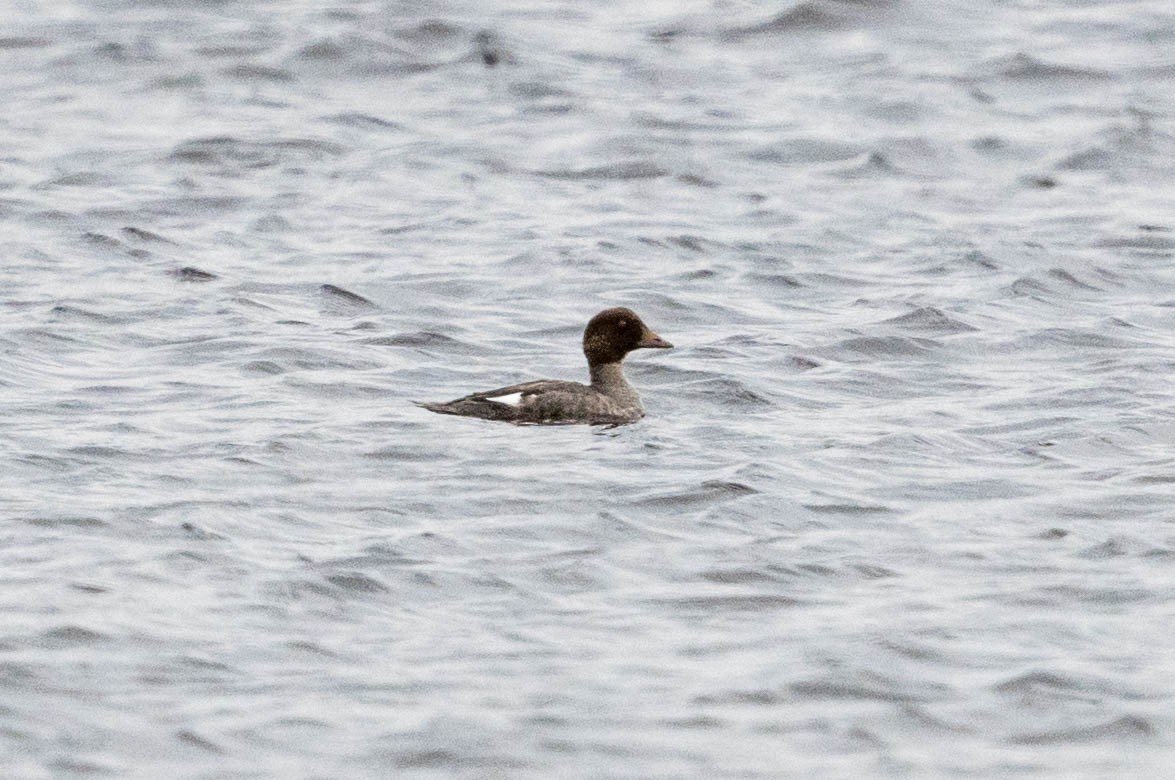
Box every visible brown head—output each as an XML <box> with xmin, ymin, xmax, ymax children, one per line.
<box><xmin>581</xmin><ymin>307</ymin><xmax>673</xmax><ymax>367</ymax></box>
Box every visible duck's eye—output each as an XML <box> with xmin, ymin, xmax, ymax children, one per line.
<box><xmin>618</xmin><ymin>319</ymin><xmax>628</xmax><ymax>328</ymax></box>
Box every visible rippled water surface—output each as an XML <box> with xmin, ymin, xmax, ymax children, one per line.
<box><xmin>2</xmin><ymin>0</ymin><xmax>1174</xmax><ymax>776</ymax></box>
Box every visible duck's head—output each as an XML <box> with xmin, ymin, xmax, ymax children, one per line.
<box><xmin>582</xmin><ymin>307</ymin><xmax>672</xmax><ymax>366</ymax></box>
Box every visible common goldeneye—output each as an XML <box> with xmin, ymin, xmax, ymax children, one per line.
<box><xmin>418</xmin><ymin>307</ymin><xmax>672</xmax><ymax>425</ymax></box>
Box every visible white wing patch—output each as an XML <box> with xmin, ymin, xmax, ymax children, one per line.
<box><xmin>487</xmin><ymin>391</ymin><xmax>524</xmax><ymax>407</ymax></box>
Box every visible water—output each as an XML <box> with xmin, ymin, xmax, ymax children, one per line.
<box><xmin>2</xmin><ymin>0</ymin><xmax>1173</xmax><ymax>776</ymax></box>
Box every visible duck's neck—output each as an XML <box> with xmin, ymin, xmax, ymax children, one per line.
<box><xmin>590</xmin><ymin>362</ymin><xmax>639</xmax><ymax>404</ymax></box>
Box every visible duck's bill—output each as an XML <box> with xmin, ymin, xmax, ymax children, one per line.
<box><xmin>637</xmin><ymin>331</ymin><xmax>673</xmax><ymax>349</ymax></box>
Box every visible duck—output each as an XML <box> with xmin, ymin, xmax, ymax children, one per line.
<box><xmin>417</xmin><ymin>307</ymin><xmax>672</xmax><ymax>425</ymax></box>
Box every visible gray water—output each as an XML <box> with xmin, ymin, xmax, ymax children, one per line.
<box><xmin>2</xmin><ymin>0</ymin><xmax>1174</xmax><ymax>776</ymax></box>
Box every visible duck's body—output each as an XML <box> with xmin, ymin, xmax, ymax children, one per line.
<box><xmin>418</xmin><ymin>308</ymin><xmax>672</xmax><ymax>425</ymax></box>
<box><xmin>421</xmin><ymin>365</ymin><xmax>642</xmax><ymax>425</ymax></box>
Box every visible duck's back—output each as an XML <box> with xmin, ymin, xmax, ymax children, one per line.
<box><xmin>419</xmin><ymin>379</ymin><xmax>642</xmax><ymax>424</ymax></box>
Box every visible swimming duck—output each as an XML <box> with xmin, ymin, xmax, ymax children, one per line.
<box><xmin>418</xmin><ymin>307</ymin><xmax>672</xmax><ymax>424</ymax></box>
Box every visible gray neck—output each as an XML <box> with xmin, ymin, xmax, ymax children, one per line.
<box><xmin>590</xmin><ymin>362</ymin><xmax>640</xmax><ymax>406</ymax></box>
